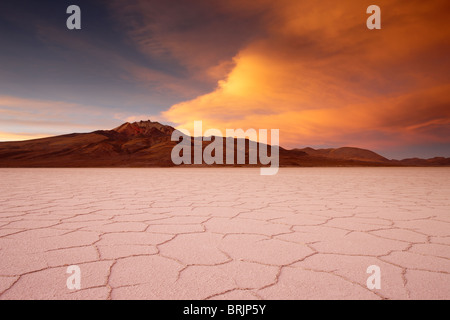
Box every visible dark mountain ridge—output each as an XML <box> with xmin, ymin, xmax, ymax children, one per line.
<box><xmin>0</xmin><ymin>120</ymin><xmax>449</xmax><ymax>167</ymax></box>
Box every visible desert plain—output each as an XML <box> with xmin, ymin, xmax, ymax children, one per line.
<box><xmin>0</xmin><ymin>167</ymin><xmax>449</xmax><ymax>300</ymax></box>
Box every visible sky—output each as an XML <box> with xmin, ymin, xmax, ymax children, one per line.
<box><xmin>0</xmin><ymin>0</ymin><xmax>449</xmax><ymax>159</ymax></box>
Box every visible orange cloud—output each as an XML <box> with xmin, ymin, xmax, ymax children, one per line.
<box><xmin>162</xmin><ymin>0</ymin><xmax>450</xmax><ymax>151</ymax></box>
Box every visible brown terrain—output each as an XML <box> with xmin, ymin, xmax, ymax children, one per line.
<box><xmin>0</xmin><ymin>120</ymin><xmax>449</xmax><ymax>167</ymax></box>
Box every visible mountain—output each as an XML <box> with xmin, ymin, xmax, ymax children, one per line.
<box><xmin>297</xmin><ymin>147</ymin><xmax>389</xmax><ymax>163</ymax></box>
<box><xmin>0</xmin><ymin>120</ymin><xmax>448</xmax><ymax>167</ymax></box>
<box><xmin>391</xmin><ymin>157</ymin><xmax>450</xmax><ymax>166</ymax></box>
<box><xmin>0</xmin><ymin>120</ymin><xmax>177</xmax><ymax>167</ymax></box>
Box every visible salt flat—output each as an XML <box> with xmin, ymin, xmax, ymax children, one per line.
<box><xmin>0</xmin><ymin>168</ymin><xmax>449</xmax><ymax>300</ymax></box>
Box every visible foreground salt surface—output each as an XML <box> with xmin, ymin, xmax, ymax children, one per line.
<box><xmin>0</xmin><ymin>168</ymin><xmax>449</xmax><ymax>300</ymax></box>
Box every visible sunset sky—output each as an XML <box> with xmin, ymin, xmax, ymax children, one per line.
<box><xmin>0</xmin><ymin>0</ymin><xmax>449</xmax><ymax>159</ymax></box>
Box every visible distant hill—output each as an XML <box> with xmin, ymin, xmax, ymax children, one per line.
<box><xmin>297</xmin><ymin>147</ymin><xmax>389</xmax><ymax>163</ymax></box>
<box><xmin>0</xmin><ymin>120</ymin><xmax>448</xmax><ymax>167</ymax></box>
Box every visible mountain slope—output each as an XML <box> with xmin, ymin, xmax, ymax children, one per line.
<box><xmin>298</xmin><ymin>147</ymin><xmax>389</xmax><ymax>163</ymax></box>
<box><xmin>0</xmin><ymin>121</ymin><xmax>177</xmax><ymax>167</ymax></box>
<box><xmin>0</xmin><ymin>120</ymin><xmax>448</xmax><ymax>167</ymax></box>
